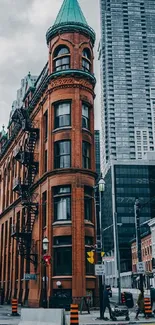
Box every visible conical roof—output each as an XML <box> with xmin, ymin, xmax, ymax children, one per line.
<box><xmin>54</xmin><ymin>0</ymin><xmax>88</xmax><ymax>26</ymax></box>
<box><xmin>46</xmin><ymin>0</ymin><xmax>95</xmax><ymax>45</ymax></box>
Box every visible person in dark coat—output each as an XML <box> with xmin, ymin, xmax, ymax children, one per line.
<box><xmin>103</xmin><ymin>286</ymin><xmax>112</xmax><ymax>320</ymax></box>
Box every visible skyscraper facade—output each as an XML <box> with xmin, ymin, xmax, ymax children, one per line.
<box><xmin>94</xmin><ymin>130</ymin><xmax>101</xmax><ymax>177</ymax></box>
<box><xmin>100</xmin><ymin>0</ymin><xmax>155</xmax><ymax>169</ymax></box>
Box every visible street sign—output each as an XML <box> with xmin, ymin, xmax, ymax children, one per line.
<box><xmin>24</xmin><ymin>273</ymin><xmax>37</xmax><ymax>280</ymax></box>
<box><xmin>102</xmin><ymin>256</ymin><xmax>114</xmax><ymax>261</ymax></box>
<box><xmin>137</xmin><ymin>262</ymin><xmax>145</xmax><ymax>274</ymax></box>
<box><xmin>95</xmin><ymin>264</ymin><xmax>105</xmax><ymax>276</ymax></box>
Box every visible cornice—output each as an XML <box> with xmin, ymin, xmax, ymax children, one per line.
<box><xmin>0</xmin><ymin>70</ymin><xmax>95</xmax><ymax>160</ymax></box>
<box><xmin>32</xmin><ymin>168</ymin><xmax>98</xmax><ymax>191</ymax></box>
<box><xmin>29</xmin><ymin>69</ymin><xmax>95</xmax><ymax>114</ymax></box>
<box><xmin>46</xmin><ymin>22</ymin><xmax>95</xmax><ymax>46</ymax></box>
<box><xmin>0</xmin><ymin>168</ymin><xmax>97</xmax><ymax>218</ymax></box>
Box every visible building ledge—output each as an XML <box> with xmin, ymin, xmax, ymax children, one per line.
<box><xmin>53</xmin><ymin>221</ymin><xmax>72</xmax><ymax>226</ymax></box>
<box><xmin>52</xmin><ymin>126</ymin><xmax>72</xmax><ymax>134</ymax></box>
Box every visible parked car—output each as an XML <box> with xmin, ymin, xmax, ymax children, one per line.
<box><xmin>106</xmin><ymin>285</ymin><xmax>112</xmax><ymax>297</ymax></box>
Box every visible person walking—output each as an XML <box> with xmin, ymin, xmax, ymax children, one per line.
<box><xmin>135</xmin><ymin>289</ymin><xmax>145</xmax><ymax>320</ymax></box>
<box><xmin>103</xmin><ymin>286</ymin><xmax>113</xmax><ymax>320</ymax></box>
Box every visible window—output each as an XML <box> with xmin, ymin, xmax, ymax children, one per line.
<box><xmin>84</xmin><ymin>186</ymin><xmax>93</xmax><ymax>221</ymax></box>
<box><xmin>82</xmin><ymin>48</ymin><xmax>91</xmax><ymax>72</ymax></box>
<box><xmin>43</xmin><ymin>110</ymin><xmax>48</xmax><ymax>140</ymax></box>
<box><xmin>82</xmin><ymin>103</ymin><xmax>90</xmax><ymax>129</ymax></box>
<box><xmin>53</xmin><ymin>236</ymin><xmax>72</xmax><ymax>275</ymax></box>
<box><xmin>53</xmin><ymin>46</ymin><xmax>70</xmax><ymax>72</ymax></box>
<box><xmin>54</xmin><ymin>186</ymin><xmax>71</xmax><ymax>221</ymax></box>
<box><xmin>42</xmin><ymin>191</ymin><xmax>47</xmax><ymax>228</ymax></box>
<box><xmin>82</xmin><ymin>141</ymin><xmax>91</xmax><ymax>169</ymax></box>
<box><xmin>54</xmin><ymin>102</ymin><xmax>71</xmax><ymax>128</ymax></box>
<box><xmin>54</xmin><ymin>140</ymin><xmax>71</xmax><ymax>168</ymax></box>
<box><xmin>44</xmin><ymin>150</ymin><xmax>48</xmax><ymax>173</ymax></box>
<box><xmin>54</xmin><ymin>247</ymin><xmax>72</xmax><ymax>275</ymax></box>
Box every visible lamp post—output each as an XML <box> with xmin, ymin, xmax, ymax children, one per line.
<box><xmin>102</xmin><ymin>221</ymin><xmax>122</xmax><ymax>304</ymax></box>
<box><xmin>114</xmin><ymin>212</ymin><xmax>121</xmax><ymax>304</ymax></box>
<box><xmin>95</xmin><ymin>176</ymin><xmax>105</xmax><ymax>319</ymax></box>
<box><xmin>42</xmin><ymin>236</ymin><xmax>49</xmax><ymax>308</ymax></box>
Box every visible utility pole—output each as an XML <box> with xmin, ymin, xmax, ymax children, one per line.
<box><xmin>114</xmin><ymin>212</ymin><xmax>121</xmax><ymax>304</ymax></box>
<box><xmin>95</xmin><ymin>185</ymin><xmax>103</xmax><ymax>319</ymax></box>
<box><xmin>134</xmin><ymin>198</ymin><xmax>143</xmax><ymax>292</ymax></box>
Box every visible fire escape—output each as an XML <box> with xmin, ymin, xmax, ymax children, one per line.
<box><xmin>11</xmin><ymin>108</ymin><xmax>39</xmax><ymax>269</ymax></box>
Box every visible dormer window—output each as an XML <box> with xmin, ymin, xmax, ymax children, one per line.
<box><xmin>82</xmin><ymin>48</ymin><xmax>91</xmax><ymax>72</ymax></box>
<box><xmin>53</xmin><ymin>46</ymin><xmax>70</xmax><ymax>72</ymax></box>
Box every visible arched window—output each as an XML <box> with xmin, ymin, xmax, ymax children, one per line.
<box><xmin>53</xmin><ymin>46</ymin><xmax>70</xmax><ymax>72</ymax></box>
<box><xmin>82</xmin><ymin>48</ymin><xmax>91</xmax><ymax>72</ymax></box>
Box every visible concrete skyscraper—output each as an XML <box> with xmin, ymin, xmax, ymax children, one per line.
<box><xmin>99</xmin><ymin>0</ymin><xmax>155</xmax><ymax>170</ymax></box>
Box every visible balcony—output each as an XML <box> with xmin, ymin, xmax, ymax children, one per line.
<box><xmin>12</xmin><ymin>177</ymin><xmax>29</xmax><ymax>197</ymax></box>
<box><xmin>11</xmin><ymin>223</ymin><xmax>32</xmax><ymax>237</ymax></box>
<box><xmin>13</xmin><ymin>145</ymin><xmax>21</xmax><ymax>161</ymax></box>
<box><xmin>22</xmin><ymin>119</ymin><xmax>31</xmax><ymax>132</ymax></box>
<box><xmin>11</xmin><ymin>224</ymin><xmax>18</xmax><ymax>237</ymax></box>
<box><xmin>12</xmin><ymin>177</ymin><xmax>21</xmax><ymax>192</ymax></box>
<box><xmin>20</xmin><ymin>152</ymin><xmax>33</xmax><ymax>165</ymax></box>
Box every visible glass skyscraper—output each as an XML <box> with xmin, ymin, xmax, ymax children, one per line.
<box><xmin>102</xmin><ymin>160</ymin><xmax>155</xmax><ymax>272</ymax></box>
<box><xmin>94</xmin><ymin>130</ymin><xmax>101</xmax><ymax>177</ymax></box>
<box><xmin>99</xmin><ymin>0</ymin><xmax>155</xmax><ymax>168</ymax></box>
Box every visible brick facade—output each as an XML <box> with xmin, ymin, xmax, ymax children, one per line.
<box><xmin>0</xmin><ymin>5</ymin><xmax>97</xmax><ymax>306</ymax></box>
<box><xmin>131</xmin><ymin>233</ymin><xmax>152</xmax><ymax>273</ymax></box>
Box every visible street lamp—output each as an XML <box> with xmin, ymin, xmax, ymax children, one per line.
<box><xmin>42</xmin><ymin>236</ymin><xmax>49</xmax><ymax>308</ymax></box>
<box><xmin>98</xmin><ymin>178</ymin><xmax>105</xmax><ymax>193</ymax></box>
<box><xmin>43</xmin><ymin>237</ymin><xmax>49</xmax><ymax>251</ymax></box>
<box><xmin>95</xmin><ymin>176</ymin><xmax>105</xmax><ymax>319</ymax></box>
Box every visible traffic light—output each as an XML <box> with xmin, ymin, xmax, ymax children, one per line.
<box><xmin>87</xmin><ymin>251</ymin><xmax>94</xmax><ymax>264</ymax></box>
<box><xmin>43</xmin><ymin>254</ymin><xmax>51</xmax><ymax>266</ymax></box>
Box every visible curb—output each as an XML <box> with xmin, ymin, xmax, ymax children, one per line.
<box><xmin>80</xmin><ymin>322</ymin><xmax>155</xmax><ymax>325</ymax></box>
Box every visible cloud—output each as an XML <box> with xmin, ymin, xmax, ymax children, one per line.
<box><xmin>0</xmin><ymin>0</ymin><xmax>100</xmax><ymax>130</ymax></box>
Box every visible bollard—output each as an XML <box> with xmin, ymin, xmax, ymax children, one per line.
<box><xmin>12</xmin><ymin>298</ymin><xmax>19</xmax><ymax>316</ymax></box>
<box><xmin>70</xmin><ymin>304</ymin><xmax>79</xmax><ymax>325</ymax></box>
<box><xmin>144</xmin><ymin>297</ymin><xmax>152</xmax><ymax>318</ymax></box>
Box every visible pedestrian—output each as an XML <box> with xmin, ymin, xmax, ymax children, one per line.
<box><xmin>135</xmin><ymin>289</ymin><xmax>145</xmax><ymax>320</ymax></box>
<box><xmin>102</xmin><ymin>286</ymin><xmax>113</xmax><ymax>320</ymax></box>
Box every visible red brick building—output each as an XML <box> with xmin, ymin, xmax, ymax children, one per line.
<box><xmin>0</xmin><ymin>0</ymin><xmax>97</xmax><ymax>307</ymax></box>
<box><xmin>131</xmin><ymin>232</ymin><xmax>153</xmax><ymax>287</ymax></box>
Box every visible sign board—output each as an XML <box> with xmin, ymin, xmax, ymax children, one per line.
<box><xmin>95</xmin><ymin>264</ymin><xmax>105</xmax><ymax>276</ymax></box>
<box><xmin>102</xmin><ymin>256</ymin><xmax>114</xmax><ymax>262</ymax></box>
<box><xmin>137</xmin><ymin>262</ymin><xmax>145</xmax><ymax>274</ymax></box>
<box><xmin>24</xmin><ymin>273</ymin><xmax>37</xmax><ymax>281</ymax></box>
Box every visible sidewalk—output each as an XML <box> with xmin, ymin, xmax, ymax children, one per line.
<box><xmin>65</xmin><ymin>310</ymin><xmax>155</xmax><ymax>325</ymax></box>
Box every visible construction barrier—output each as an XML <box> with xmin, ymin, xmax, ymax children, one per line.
<box><xmin>70</xmin><ymin>304</ymin><xmax>79</xmax><ymax>325</ymax></box>
<box><xmin>12</xmin><ymin>298</ymin><xmax>19</xmax><ymax>316</ymax></box>
<box><xmin>144</xmin><ymin>297</ymin><xmax>152</xmax><ymax>318</ymax></box>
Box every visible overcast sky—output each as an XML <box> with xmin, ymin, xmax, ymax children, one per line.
<box><xmin>0</xmin><ymin>0</ymin><xmax>101</xmax><ymax>131</ymax></box>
